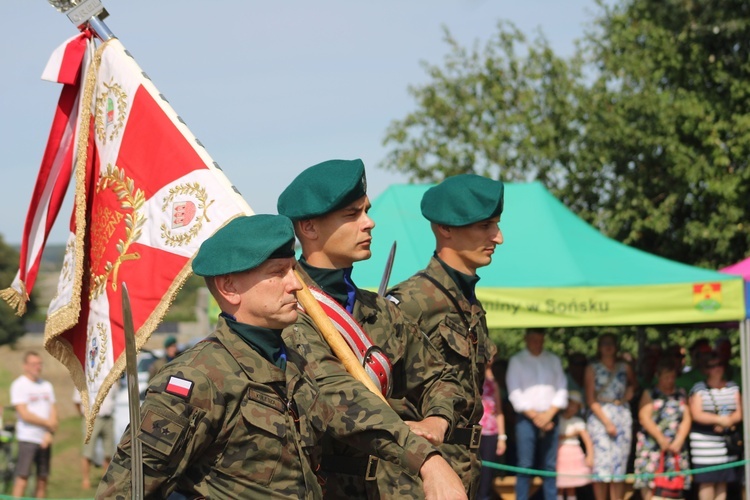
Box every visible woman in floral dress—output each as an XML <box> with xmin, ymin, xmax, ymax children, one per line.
<box><xmin>585</xmin><ymin>333</ymin><xmax>636</xmax><ymax>500</ymax></box>
<box><xmin>634</xmin><ymin>358</ymin><xmax>692</xmax><ymax>499</ymax></box>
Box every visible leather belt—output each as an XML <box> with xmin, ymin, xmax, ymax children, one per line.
<box><xmin>446</xmin><ymin>425</ymin><xmax>482</xmax><ymax>450</ymax></box>
<box><xmin>321</xmin><ymin>455</ymin><xmax>379</xmax><ymax>481</ymax></box>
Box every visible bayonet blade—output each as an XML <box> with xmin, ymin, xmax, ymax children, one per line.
<box><xmin>378</xmin><ymin>241</ymin><xmax>397</xmax><ymax>296</ymax></box>
<box><xmin>122</xmin><ymin>283</ymin><xmax>144</xmax><ymax>500</ymax></box>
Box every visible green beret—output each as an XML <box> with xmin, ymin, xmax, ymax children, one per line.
<box><xmin>421</xmin><ymin>174</ymin><xmax>504</xmax><ymax>226</ymax></box>
<box><xmin>192</xmin><ymin>214</ymin><xmax>296</xmax><ymax>277</ymax></box>
<box><xmin>164</xmin><ymin>336</ymin><xmax>177</xmax><ymax>348</ymax></box>
<box><xmin>277</xmin><ymin>159</ymin><xmax>367</xmax><ymax>220</ymax></box>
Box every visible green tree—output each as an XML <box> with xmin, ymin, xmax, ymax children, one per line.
<box><xmin>382</xmin><ymin>0</ymin><xmax>750</xmax><ymax>268</ymax></box>
<box><xmin>0</xmin><ymin>235</ymin><xmax>33</xmax><ymax>345</ymax></box>
<box><xmin>164</xmin><ymin>273</ymin><xmax>205</xmax><ymax>322</ymax></box>
<box><xmin>577</xmin><ymin>0</ymin><xmax>750</xmax><ymax>268</ymax></box>
<box><xmin>382</xmin><ymin>22</ymin><xmax>585</xmax><ymax>186</ymax></box>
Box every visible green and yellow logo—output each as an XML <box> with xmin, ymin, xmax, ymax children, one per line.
<box><xmin>693</xmin><ymin>283</ymin><xmax>722</xmax><ymax>312</ymax></box>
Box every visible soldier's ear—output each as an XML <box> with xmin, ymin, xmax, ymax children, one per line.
<box><xmin>296</xmin><ymin>218</ymin><xmax>319</xmax><ymax>241</ymax></box>
<box><xmin>435</xmin><ymin>224</ymin><xmax>453</xmax><ymax>239</ymax></box>
<box><xmin>214</xmin><ymin>275</ymin><xmax>241</xmax><ymax>306</ymax></box>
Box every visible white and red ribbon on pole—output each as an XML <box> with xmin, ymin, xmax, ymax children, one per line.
<box><xmin>301</xmin><ymin>287</ymin><xmax>393</xmax><ymax>398</ymax></box>
<box><xmin>0</xmin><ymin>31</ymin><xmax>93</xmax><ymax>315</ymax></box>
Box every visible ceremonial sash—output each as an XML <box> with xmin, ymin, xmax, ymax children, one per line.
<box><xmin>300</xmin><ymin>288</ymin><xmax>393</xmax><ymax>398</ymax></box>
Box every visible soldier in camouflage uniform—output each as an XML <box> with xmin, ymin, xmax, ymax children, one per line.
<box><xmin>278</xmin><ymin>159</ymin><xmax>468</xmax><ymax>499</ymax></box>
<box><xmin>96</xmin><ymin>215</ymin><xmax>457</xmax><ymax>499</ymax></box>
<box><xmin>387</xmin><ymin>174</ymin><xmax>505</xmax><ymax>498</ymax></box>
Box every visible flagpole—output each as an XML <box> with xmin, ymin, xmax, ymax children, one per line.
<box><xmin>48</xmin><ymin>0</ymin><xmax>115</xmax><ymax>40</ymax></box>
<box><xmin>86</xmin><ymin>15</ymin><xmax>115</xmax><ymax>41</ymax></box>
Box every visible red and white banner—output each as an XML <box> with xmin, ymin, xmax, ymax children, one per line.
<box><xmin>29</xmin><ymin>37</ymin><xmax>252</xmax><ymax>430</ymax></box>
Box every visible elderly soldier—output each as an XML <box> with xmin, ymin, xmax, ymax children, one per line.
<box><xmin>97</xmin><ymin>215</ymin><xmax>460</xmax><ymax>499</ymax></box>
<box><xmin>387</xmin><ymin>174</ymin><xmax>504</xmax><ymax>497</ymax></box>
<box><xmin>278</xmin><ymin>158</ymin><xmax>467</xmax><ymax>499</ymax></box>
<box><xmin>97</xmin><ymin>215</ymin><xmax>324</xmax><ymax>498</ymax></box>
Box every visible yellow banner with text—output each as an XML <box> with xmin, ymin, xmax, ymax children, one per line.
<box><xmin>477</xmin><ymin>280</ymin><xmax>746</xmax><ymax>328</ymax></box>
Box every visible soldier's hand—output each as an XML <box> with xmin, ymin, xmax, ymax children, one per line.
<box><xmin>404</xmin><ymin>416</ymin><xmax>449</xmax><ymax>446</ymax></box>
<box><xmin>419</xmin><ymin>453</ymin><xmax>467</xmax><ymax>500</ymax></box>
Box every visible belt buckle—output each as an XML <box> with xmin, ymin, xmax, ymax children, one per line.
<box><xmin>469</xmin><ymin>426</ymin><xmax>482</xmax><ymax>450</ymax></box>
<box><xmin>365</xmin><ymin>455</ymin><xmax>379</xmax><ymax>481</ymax></box>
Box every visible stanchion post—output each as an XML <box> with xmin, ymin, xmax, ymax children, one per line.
<box><xmin>741</xmin><ymin>319</ymin><xmax>750</xmax><ymax>499</ymax></box>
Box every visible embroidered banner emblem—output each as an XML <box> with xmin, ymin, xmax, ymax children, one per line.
<box><xmin>171</xmin><ymin>201</ymin><xmax>196</xmax><ymax>229</ymax></box>
<box><xmin>95</xmin><ymin>78</ymin><xmax>127</xmax><ymax>144</ymax></box>
<box><xmin>160</xmin><ymin>183</ymin><xmax>215</xmax><ymax>247</ymax></box>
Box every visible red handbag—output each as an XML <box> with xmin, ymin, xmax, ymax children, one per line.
<box><xmin>653</xmin><ymin>450</ymin><xmax>685</xmax><ymax>499</ymax></box>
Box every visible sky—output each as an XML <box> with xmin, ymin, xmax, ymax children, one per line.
<box><xmin>0</xmin><ymin>0</ymin><xmax>602</xmax><ymax>245</ymax></box>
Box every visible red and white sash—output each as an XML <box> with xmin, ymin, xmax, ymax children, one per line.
<box><xmin>300</xmin><ymin>288</ymin><xmax>393</xmax><ymax>398</ymax></box>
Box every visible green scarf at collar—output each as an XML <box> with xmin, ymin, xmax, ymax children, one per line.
<box><xmin>298</xmin><ymin>256</ymin><xmax>355</xmax><ymax>309</ymax></box>
<box><xmin>222</xmin><ymin>313</ymin><xmax>287</xmax><ymax>370</ymax></box>
<box><xmin>435</xmin><ymin>254</ymin><xmax>481</xmax><ymax>304</ymax></box>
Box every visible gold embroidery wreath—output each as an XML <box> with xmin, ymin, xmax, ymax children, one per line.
<box><xmin>90</xmin><ymin>165</ymin><xmax>145</xmax><ymax>300</ymax></box>
<box><xmin>95</xmin><ymin>79</ymin><xmax>127</xmax><ymax>144</ymax></box>
<box><xmin>86</xmin><ymin>322</ymin><xmax>108</xmax><ymax>384</ymax></box>
<box><xmin>160</xmin><ymin>182</ymin><xmax>215</xmax><ymax>247</ymax></box>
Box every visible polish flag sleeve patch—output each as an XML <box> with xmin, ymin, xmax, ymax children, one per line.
<box><xmin>165</xmin><ymin>376</ymin><xmax>194</xmax><ymax>399</ymax></box>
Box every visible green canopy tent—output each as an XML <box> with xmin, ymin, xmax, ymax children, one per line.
<box><xmin>354</xmin><ymin>182</ymin><xmax>745</xmax><ymax>328</ymax></box>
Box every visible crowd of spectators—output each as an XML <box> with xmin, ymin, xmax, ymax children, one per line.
<box><xmin>480</xmin><ymin>334</ymin><xmax>744</xmax><ymax>500</ymax></box>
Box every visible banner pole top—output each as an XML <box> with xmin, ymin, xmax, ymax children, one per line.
<box><xmin>48</xmin><ymin>0</ymin><xmax>115</xmax><ymax>40</ymax></box>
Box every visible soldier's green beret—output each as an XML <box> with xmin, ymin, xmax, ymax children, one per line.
<box><xmin>277</xmin><ymin>159</ymin><xmax>367</xmax><ymax>220</ymax></box>
<box><xmin>192</xmin><ymin>214</ymin><xmax>296</xmax><ymax>277</ymax></box>
<box><xmin>421</xmin><ymin>174</ymin><xmax>504</xmax><ymax>226</ymax></box>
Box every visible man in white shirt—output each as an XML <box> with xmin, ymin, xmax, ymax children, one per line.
<box><xmin>506</xmin><ymin>330</ymin><xmax>567</xmax><ymax>500</ymax></box>
<box><xmin>10</xmin><ymin>351</ymin><xmax>57</xmax><ymax>498</ymax></box>
<box><xmin>73</xmin><ymin>385</ymin><xmax>117</xmax><ymax>490</ymax></box>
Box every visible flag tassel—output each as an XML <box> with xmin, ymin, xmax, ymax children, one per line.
<box><xmin>0</xmin><ymin>282</ymin><xmax>28</xmax><ymax>316</ymax></box>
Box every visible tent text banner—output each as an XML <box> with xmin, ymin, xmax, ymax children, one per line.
<box><xmin>477</xmin><ymin>281</ymin><xmax>745</xmax><ymax>328</ymax></box>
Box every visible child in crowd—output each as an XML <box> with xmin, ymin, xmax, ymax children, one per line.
<box><xmin>556</xmin><ymin>390</ymin><xmax>594</xmax><ymax>500</ymax></box>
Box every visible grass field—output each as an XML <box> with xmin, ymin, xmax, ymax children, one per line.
<box><xmin>0</xmin><ymin>345</ymin><xmax>104</xmax><ymax>499</ymax></box>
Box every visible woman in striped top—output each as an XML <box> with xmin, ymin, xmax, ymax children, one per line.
<box><xmin>688</xmin><ymin>352</ymin><xmax>743</xmax><ymax>500</ymax></box>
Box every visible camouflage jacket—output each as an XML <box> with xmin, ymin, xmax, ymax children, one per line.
<box><xmin>291</xmin><ymin>267</ymin><xmax>464</xmax><ymax>498</ymax></box>
<box><xmin>97</xmin><ymin>318</ymin><xmax>324</xmax><ymax>499</ymax></box>
<box><xmin>297</xmin><ymin>267</ymin><xmax>464</xmax><ymax>423</ymax></box>
<box><xmin>387</xmin><ymin>257</ymin><xmax>496</xmax><ymax>494</ymax></box>
<box><xmin>282</xmin><ymin>312</ymin><xmax>441</xmax><ymax>477</ymax></box>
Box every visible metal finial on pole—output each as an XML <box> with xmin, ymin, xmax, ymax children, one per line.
<box><xmin>47</xmin><ymin>0</ymin><xmax>115</xmax><ymax>40</ymax></box>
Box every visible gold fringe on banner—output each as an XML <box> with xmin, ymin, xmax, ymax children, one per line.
<box><xmin>44</xmin><ymin>39</ymin><xmax>106</xmax><ymax>444</ymax></box>
<box><xmin>0</xmin><ymin>282</ymin><xmax>28</xmax><ymax>316</ymax></box>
